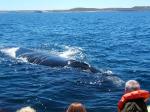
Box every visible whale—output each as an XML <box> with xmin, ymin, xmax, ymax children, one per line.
<box><xmin>13</xmin><ymin>48</ymin><xmax>99</xmax><ymax>73</ymax></box>
<box><xmin>0</xmin><ymin>47</ymin><xmax>125</xmax><ymax>86</ymax></box>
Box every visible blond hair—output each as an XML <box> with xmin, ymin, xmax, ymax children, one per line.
<box><xmin>16</xmin><ymin>106</ymin><xmax>36</xmax><ymax>112</ymax></box>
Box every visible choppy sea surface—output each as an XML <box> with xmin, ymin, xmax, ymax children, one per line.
<box><xmin>0</xmin><ymin>11</ymin><xmax>150</xmax><ymax>112</ymax></box>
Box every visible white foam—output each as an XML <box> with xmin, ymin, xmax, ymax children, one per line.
<box><xmin>0</xmin><ymin>47</ymin><xmax>19</xmax><ymax>58</ymax></box>
<box><xmin>17</xmin><ymin>57</ymin><xmax>28</xmax><ymax>63</ymax></box>
<box><xmin>59</xmin><ymin>46</ymin><xmax>83</xmax><ymax>59</ymax></box>
<box><xmin>104</xmin><ymin>70</ymin><xmax>113</xmax><ymax>75</ymax></box>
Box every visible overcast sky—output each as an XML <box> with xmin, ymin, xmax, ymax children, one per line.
<box><xmin>0</xmin><ymin>0</ymin><xmax>150</xmax><ymax>10</ymax></box>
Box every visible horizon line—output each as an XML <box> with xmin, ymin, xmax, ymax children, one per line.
<box><xmin>0</xmin><ymin>5</ymin><xmax>150</xmax><ymax>11</ymax></box>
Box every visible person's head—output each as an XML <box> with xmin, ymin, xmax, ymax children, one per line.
<box><xmin>125</xmin><ymin>80</ymin><xmax>140</xmax><ymax>93</ymax></box>
<box><xmin>66</xmin><ymin>103</ymin><xmax>87</xmax><ymax>112</ymax></box>
<box><xmin>16</xmin><ymin>106</ymin><xmax>36</xmax><ymax>112</ymax></box>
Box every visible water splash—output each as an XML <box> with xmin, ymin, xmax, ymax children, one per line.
<box><xmin>104</xmin><ymin>70</ymin><xmax>113</xmax><ymax>75</ymax></box>
<box><xmin>59</xmin><ymin>46</ymin><xmax>84</xmax><ymax>60</ymax></box>
<box><xmin>0</xmin><ymin>47</ymin><xmax>19</xmax><ymax>58</ymax></box>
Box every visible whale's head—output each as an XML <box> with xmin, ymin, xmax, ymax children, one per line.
<box><xmin>68</xmin><ymin>60</ymin><xmax>99</xmax><ymax>73</ymax></box>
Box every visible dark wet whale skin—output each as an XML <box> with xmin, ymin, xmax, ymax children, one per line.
<box><xmin>16</xmin><ymin>48</ymin><xmax>99</xmax><ymax>73</ymax></box>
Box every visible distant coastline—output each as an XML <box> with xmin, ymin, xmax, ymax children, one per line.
<box><xmin>1</xmin><ymin>6</ymin><xmax>150</xmax><ymax>13</ymax></box>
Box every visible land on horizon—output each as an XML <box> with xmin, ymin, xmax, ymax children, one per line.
<box><xmin>0</xmin><ymin>6</ymin><xmax>150</xmax><ymax>12</ymax></box>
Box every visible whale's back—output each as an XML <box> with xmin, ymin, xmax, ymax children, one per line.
<box><xmin>20</xmin><ymin>52</ymin><xmax>69</xmax><ymax>67</ymax></box>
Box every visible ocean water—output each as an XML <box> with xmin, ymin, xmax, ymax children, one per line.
<box><xmin>0</xmin><ymin>11</ymin><xmax>150</xmax><ymax>112</ymax></box>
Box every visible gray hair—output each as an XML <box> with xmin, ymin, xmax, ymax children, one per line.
<box><xmin>125</xmin><ymin>80</ymin><xmax>140</xmax><ymax>92</ymax></box>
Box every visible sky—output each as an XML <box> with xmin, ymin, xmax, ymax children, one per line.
<box><xmin>0</xmin><ymin>0</ymin><xmax>150</xmax><ymax>10</ymax></box>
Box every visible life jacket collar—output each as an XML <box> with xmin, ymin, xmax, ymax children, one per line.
<box><xmin>118</xmin><ymin>90</ymin><xmax>150</xmax><ymax>110</ymax></box>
